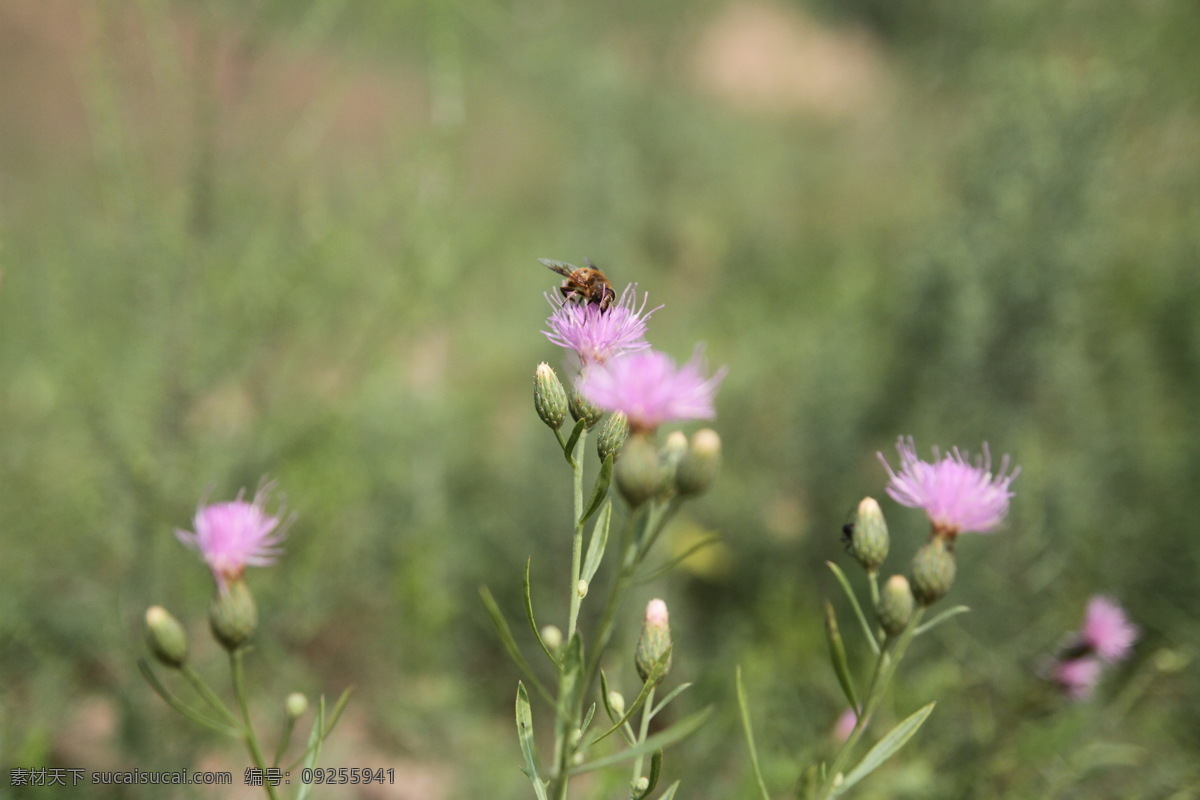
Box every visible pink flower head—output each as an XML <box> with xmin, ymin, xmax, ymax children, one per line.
<box><xmin>877</xmin><ymin>436</ymin><xmax>1019</xmax><ymax>537</ymax></box>
<box><xmin>543</xmin><ymin>284</ymin><xmax>660</xmax><ymax>368</ymax></box>
<box><xmin>1052</xmin><ymin>657</ymin><xmax>1101</xmax><ymax>701</ymax></box>
<box><xmin>578</xmin><ymin>348</ymin><xmax>727</xmax><ymax>432</ymax></box>
<box><xmin>176</xmin><ymin>485</ymin><xmax>287</xmax><ymax>588</ymax></box>
<box><xmin>1081</xmin><ymin>596</ymin><xmax>1138</xmax><ymax>663</ymax></box>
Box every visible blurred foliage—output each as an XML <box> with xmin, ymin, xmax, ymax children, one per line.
<box><xmin>1</xmin><ymin>0</ymin><xmax>1198</xmax><ymax>797</ymax></box>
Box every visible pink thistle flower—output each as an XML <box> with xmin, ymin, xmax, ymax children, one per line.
<box><xmin>1080</xmin><ymin>596</ymin><xmax>1138</xmax><ymax>663</ymax></box>
<box><xmin>176</xmin><ymin>485</ymin><xmax>287</xmax><ymax>589</ymax></box>
<box><xmin>877</xmin><ymin>436</ymin><xmax>1019</xmax><ymax>537</ymax></box>
<box><xmin>1052</xmin><ymin>657</ymin><xmax>1101</xmax><ymax>701</ymax></box>
<box><xmin>578</xmin><ymin>349</ymin><xmax>727</xmax><ymax>432</ymax></box>
<box><xmin>543</xmin><ymin>284</ymin><xmax>660</xmax><ymax>368</ymax></box>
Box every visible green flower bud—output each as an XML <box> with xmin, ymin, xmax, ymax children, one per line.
<box><xmin>534</xmin><ymin>363</ymin><xmax>568</xmax><ymax>431</ymax></box>
<box><xmin>285</xmin><ymin>692</ymin><xmax>308</xmax><ymax>719</ymax></box>
<box><xmin>634</xmin><ymin>598</ymin><xmax>672</xmax><ymax>686</ymax></box>
<box><xmin>615</xmin><ymin>433</ymin><xmax>668</xmax><ymax>507</ymax></box>
<box><xmin>541</xmin><ymin>624</ymin><xmax>563</xmax><ymax>654</ymax></box>
<box><xmin>910</xmin><ymin>537</ymin><xmax>956</xmax><ymax>606</ymax></box>
<box><xmin>144</xmin><ymin>606</ymin><xmax>188</xmax><ymax>669</ymax></box>
<box><xmin>876</xmin><ymin>575</ymin><xmax>915</xmax><ymax>637</ymax></box>
<box><xmin>607</xmin><ymin>690</ymin><xmax>626</xmax><ymax>718</ymax></box>
<box><xmin>847</xmin><ymin>497</ymin><xmax>889</xmax><ymax>573</ymax></box>
<box><xmin>675</xmin><ymin>428</ymin><xmax>721</xmax><ymax>496</ymax></box>
<box><xmin>568</xmin><ymin>387</ymin><xmax>605</xmax><ymax>429</ymax></box>
<box><xmin>209</xmin><ymin>578</ymin><xmax>258</xmax><ymax>650</ymax></box>
<box><xmin>596</xmin><ymin>412</ymin><xmax>629</xmax><ymax>463</ymax></box>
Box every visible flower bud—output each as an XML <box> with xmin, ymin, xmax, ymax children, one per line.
<box><xmin>675</xmin><ymin>428</ymin><xmax>721</xmax><ymax>496</ymax></box>
<box><xmin>876</xmin><ymin>575</ymin><xmax>915</xmax><ymax>637</ymax></box>
<box><xmin>568</xmin><ymin>387</ymin><xmax>604</xmax><ymax>429</ymax></box>
<box><xmin>634</xmin><ymin>598</ymin><xmax>672</xmax><ymax>686</ymax></box>
<box><xmin>577</xmin><ymin>580</ymin><xmax>589</xmax><ymax>599</ymax></box>
<box><xmin>534</xmin><ymin>363</ymin><xmax>568</xmax><ymax>431</ymax></box>
<box><xmin>607</xmin><ymin>690</ymin><xmax>626</xmax><ymax>718</ymax></box>
<box><xmin>144</xmin><ymin>606</ymin><xmax>188</xmax><ymax>669</ymax></box>
<box><xmin>596</xmin><ymin>412</ymin><xmax>628</xmax><ymax>463</ymax></box>
<box><xmin>285</xmin><ymin>692</ymin><xmax>308</xmax><ymax>719</ymax></box>
<box><xmin>634</xmin><ymin>777</ymin><xmax>650</xmax><ymax>793</ymax></box>
<box><xmin>541</xmin><ymin>624</ymin><xmax>563</xmax><ymax>654</ymax></box>
<box><xmin>615</xmin><ymin>433</ymin><xmax>668</xmax><ymax>507</ymax></box>
<box><xmin>910</xmin><ymin>537</ymin><xmax>956</xmax><ymax>606</ymax></box>
<box><xmin>847</xmin><ymin>497</ymin><xmax>889</xmax><ymax>573</ymax></box>
<box><xmin>209</xmin><ymin>578</ymin><xmax>258</xmax><ymax>650</ymax></box>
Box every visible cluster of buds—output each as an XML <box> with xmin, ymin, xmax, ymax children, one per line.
<box><xmin>1047</xmin><ymin>596</ymin><xmax>1138</xmax><ymax>700</ymax></box>
<box><xmin>613</xmin><ymin>428</ymin><xmax>722</xmax><ymax>507</ymax></box>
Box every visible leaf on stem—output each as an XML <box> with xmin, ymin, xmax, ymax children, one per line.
<box><xmin>634</xmin><ymin>534</ymin><xmax>722</xmax><ymax>585</ymax></box>
<box><xmin>835</xmin><ymin>701</ymin><xmax>936</xmax><ymax>795</ymax></box>
<box><xmin>295</xmin><ymin>698</ymin><xmax>327</xmax><ymax>800</ymax></box>
<box><xmin>516</xmin><ymin>683</ymin><xmax>551</xmax><ymax>800</ymax></box>
<box><xmin>650</xmin><ymin>683</ymin><xmax>693</xmax><ymax>718</ymax></box>
<box><xmin>599</xmin><ymin>670</ymin><xmax>637</xmax><ymax>745</ymax></box>
<box><xmin>590</xmin><ymin>648</ymin><xmax>673</xmax><ymax>745</ymax></box>
<box><xmin>824</xmin><ymin>602</ymin><xmax>861</xmax><ymax>713</ymax></box>
<box><xmin>735</xmin><ymin>666</ymin><xmax>772</xmax><ymax>800</ymax></box>
<box><xmin>656</xmin><ymin>781</ymin><xmax>682</xmax><ymax>800</ymax></box>
<box><xmin>559</xmin><ymin>634</ymin><xmax>584</xmax><ymax>719</ymax></box>
<box><xmin>136</xmin><ymin>659</ymin><xmax>239</xmax><ymax>736</ymax></box>
<box><xmin>914</xmin><ymin>605</ymin><xmax>970</xmax><ymax>636</ymax></box>
<box><xmin>563</xmin><ymin>419</ymin><xmax>587</xmax><ymax>464</ymax></box>
<box><xmin>633</xmin><ymin>750</ymin><xmax>663</xmax><ymax>800</ymax></box>
<box><xmin>571</xmin><ymin>706</ymin><xmax>713</xmax><ymax>774</ymax></box>
<box><xmin>580</xmin><ymin>456</ymin><xmax>614</xmax><ymax>525</ymax></box>
<box><xmin>581</xmin><ymin>502</ymin><xmax>612</xmax><ymax>586</ymax></box>
<box><xmin>826</xmin><ymin>561</ymin><xmax>880</xmax><ymax>655</ymax></box>
<box><xmin>523</xmin><ymin>559</ymin><xmax>556</xmax><ymax>664</ymax></box>
<box><xmin>479</xmin><ymin>585</ymin><xmax>554</xmax><ymax>705</ymax></box>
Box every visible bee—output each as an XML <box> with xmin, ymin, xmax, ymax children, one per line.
<box><xmin>540</xmin><ymin>257</ymin><xmax>616</xmax><ymax>311</ymax></box>
<box><xmin>841</xmin><ymin>522</ymin><xmax>856</xmax><ymax>553</ymax></box>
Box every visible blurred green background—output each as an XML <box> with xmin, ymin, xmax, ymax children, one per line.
<box><xmin>2</xmin><ymin>0</ymin><xmax>1198</xmax><ymax>797</ymax></box>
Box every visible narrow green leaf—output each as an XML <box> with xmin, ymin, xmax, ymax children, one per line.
<box><xmin>516</xmin><ymin>683</ymin><xmax>551</xmax><ymax>800</ymax></box>
<box><xmin>826</xmin><ymin>561</ymin><xmax>879</xmax><ymax>655</ymax></box>
<box><xmin>590</xmin><ymin>648</ymin><xmax>672</xmax><ymax>745</ymax></box>
<box><xmin>736</xmin><ymin>666</ymin><xmax>773</xmax><ymax>800</ymax></box>
<box><xmin>650</xmin><ymin>682</ymin><xmax>693</xmax><ymax>718</ymax></box>
<box><xmin>657</xmin><ymin>781</ymin><xmax>682</xmax><ymax>800</ymax></box>
<box><xmin>580</xmin><ymin>456</ymin><xmax>614</xmax><ymax>525</ymax></box>
<box><xmin>633</xmin><ymin>750</ymin><xmax>663</xmax><ymax>800</ymax></box>
<box><xmin>599</xmin><ymin>670</ymin><xmax>637</xmax><ymax>745</ymax></box>
<box><xmin>136</xmin><ymin>659</ymin><xmax>238</xmax><ymax>736</ymax></box>
<box><xmin>580</xmin><ymin>703</ymin><xmax>597</xmax><ymax>736</ymax></box>
<box><xmin>634</xmin><ymin>534</ymin><xmax>722</xmax><ymax>585</ymax></box>
<box><xmin>914</xmin><ymin>605</ymin><xmax>970</xmax><ymax>636</ymax></box>
<box><xmin>581</xmin><ymin>502</ymin><xmax>612</xmax><ymax>586</ymax></box>
<box><xmin>836</xmin><ymin>702</ymin><xmax>936</xmax><ymax>795</ymax></box>
<box><xmin>479</xmin><ymin>585</ymin><xmax>554</xmax><ymax>705</ymax></box>
<box><xmin>824</xmin><ymin>602</ymin><xmax>861</xmax><ymax>713</ymax></box>
<box><xmin>295</xmin><ymin>698</ymin><xmax>327</xmax><ymax>800</ymax></box>
<box><xmin>523</xmin><ymin>559</ymin><xmax>555</xmax><ymax>664</ymax></box>
<box><xmin>571</xmin><ymin>706</ymin><xmax>713</xmax><ymax>774</ymax></box>
<box><xmin>563</xmin><ymin>419</ymin><xmax>586</xmax><ymax>463</ymax></box>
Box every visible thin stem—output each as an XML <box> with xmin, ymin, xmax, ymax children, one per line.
<box><xmin>230</xmin><ymin>650</ymin><xmax>279</xmax><ymax>800</ymax></box>
<box><xmin>630</xmin><ymin>685</ymin><xmax>656</xmax><ymax>789</ymax></box>
<box><xmin>567</xmin><ymin>430</ymin><xmax>588</xmax><ymax>640</ymax></box>
<box><xmin>815</xmin><ymin>606</ymin><xmax>927</xmax><ymax>800</ymax></box>
<box><xmin>181</xmin><ymin>664</ymin><xmax>240</xmax><ymax>726</ymax></box>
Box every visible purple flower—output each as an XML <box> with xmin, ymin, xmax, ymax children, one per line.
<box><xmin>578</xmin><ymin>349</ymin><xmax>726</xmax><ymax>432</ymax></box>
<box><xmin>1081</xmin><ymin>596</ymin><xmax>1138</xmax><ymax>663</ymax></box>
<box><xmin>176</xmin><ymin>485</ymin><xmax>287</xmax><ymax>588</ymax></box>
<box><xmin>877</xmin><ymin>437</ymin><xmax>1019</xmax><ymax>537</ymax></box>
<box><xmin>832</xmin><ymin>708</ymin><xmax>858</xmax><ymax>743</ymax></box>
<box><xmin>543</xmin><ymin>284</ymin><xmax>659</xmax><ymax>368</ymax></box>
<box><xmin>1053</xmin><ymin>657</ymin><xmax>1101</xmax><ymax>701</ymax></box>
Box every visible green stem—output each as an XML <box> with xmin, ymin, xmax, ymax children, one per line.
<box><xmin>815</xmin><ymin>606</ymin><xmax>926</xmax><ymax>800</ymax></box>
<box><xmin>181</xmin><ymin>664</ymin><xmax>239</xmax><ymax>727</ymax></box>
<box><xmin>567</xmin><ymin>431</ymin><xmax>588</xmax><ymax>640</ymax></box>
<box><xmin>230</xmin><ymin>650</ymin><xmax>279</xmax><ymax>800</ymax></box>
<box><xmin>630</xmin><ymin>685</ymin><xmax>656</xmax><ymax>789</ymax></box>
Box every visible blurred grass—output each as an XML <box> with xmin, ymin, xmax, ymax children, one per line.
<box><xmin>1</xmin><ymin>0</ymin><xmax>1199</xmax><ymax>797</ymax></box>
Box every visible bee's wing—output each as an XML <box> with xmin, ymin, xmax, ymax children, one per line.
<box><xmin>538</xmin><ymin>258</ymin><xmax>578</xmax><ymax>278</ymax></box>
<box><xmin>583</xmin><ymin>257</ymin><xmax>599</xmax><ymax>270</ymax></box>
